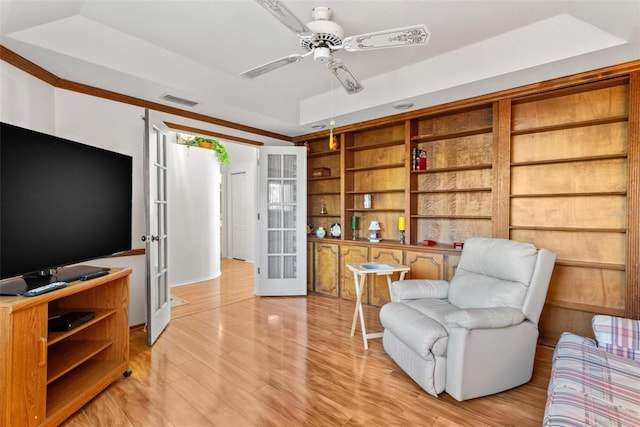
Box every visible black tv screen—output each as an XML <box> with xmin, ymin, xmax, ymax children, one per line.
<box><xmin>0</xmin><ymin>122</ymin><xmax>133</xmax><ymax>282</ymax></box>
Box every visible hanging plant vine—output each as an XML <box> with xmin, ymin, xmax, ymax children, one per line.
<box><xmin>192</xmin><ymin>136</ymin><xmax>230</xmax><ymax>164</ymax></box>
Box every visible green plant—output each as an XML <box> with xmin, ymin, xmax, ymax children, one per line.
<box><xmin>192</xmin><ymin>136</ymin><xmax>230</xmax><ymax>164</ymax></box>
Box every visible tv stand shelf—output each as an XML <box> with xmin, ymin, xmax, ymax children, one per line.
<box><xmin>0</xmin><ymin>268</ymin><xmax>131</xmax><ymax>427</ymax></box>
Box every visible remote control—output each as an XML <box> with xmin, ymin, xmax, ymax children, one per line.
<box><xmin>79</xmin><ymin>270</ymin><xmax>109</xmax><ymax>281</ymax></box>
<box><xmin>23</xmin><ymin>281</ymin><xmax>67</xmax><ymax>297</ymax></box>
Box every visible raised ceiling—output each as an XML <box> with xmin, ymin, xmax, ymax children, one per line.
<box><xmin>1</xmin><ymin>0</ymin><xmax>639</xmax><ymax>143</ymax></box>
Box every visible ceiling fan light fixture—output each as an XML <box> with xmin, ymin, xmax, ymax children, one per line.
<box><xmin>392</xmin><ymin>101</ymin><xmax>414</xmax><ymax>110</ymax></box>
<box><xmin>314</xmin><ymin>47</ymin><xmax>332</xmax><ymax>62</ymax></box>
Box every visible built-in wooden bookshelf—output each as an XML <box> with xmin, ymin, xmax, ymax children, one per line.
<box><xmin>509</xmin><ymin>77</ymin><xmax>631</xmax><ymax>345</ymax></box>
<box><xmin>298</xmin><ymin>63</ymin><xmax>640</xmax><ymax>346</ymax></box>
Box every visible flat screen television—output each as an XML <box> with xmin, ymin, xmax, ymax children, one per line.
<box><xmin>0</xmin><ymin>122</ymin><xmax>133</xmax><ymax>294</ymax></box>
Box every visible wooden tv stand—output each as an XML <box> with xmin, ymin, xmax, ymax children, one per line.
<box><xmin>0</xmin><ymin>267</ymin><xmax>132</xmax><ymax>426</ymax></box>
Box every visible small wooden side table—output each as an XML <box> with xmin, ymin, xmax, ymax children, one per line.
<box><xmin>347</xmin><ymin>262</ymin><xmax>410</xmax><ymax>350</ymax></box>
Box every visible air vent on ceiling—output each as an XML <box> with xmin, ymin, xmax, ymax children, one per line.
<box><xmin>161</xmin><ymin>94</ymin><xmax>198</xmax><ymax>107</ymax></box>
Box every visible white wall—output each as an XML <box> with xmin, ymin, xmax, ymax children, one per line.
<box><xmin>168</xmin><ymin>140</ymin><xmax>221</xmax><ymax>286</ymax></box>
<box><xmin>0</xmin><ymin>62</ymin><xmax>236</xmax><ymax>325</ymax></box>
<box><xmin>0</xmin><ymin>61</ymin><xmax>55</xmax><ymax>133</ymax></box>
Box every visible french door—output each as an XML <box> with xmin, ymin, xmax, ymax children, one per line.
<box><xmin>143</xmin><ymin>109</ymin><xmax>170</xmax><ymax>345</ymax></box>
<box><xmin>256</xmin><ymin>146</ymin><xmax>307</xmax><ymax>295</ymax></box>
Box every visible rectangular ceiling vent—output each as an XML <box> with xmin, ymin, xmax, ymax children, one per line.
<box><xmin>161</xmin><ymin>94</ymin><xmax>198</xmax><ymax>107</ymax></box>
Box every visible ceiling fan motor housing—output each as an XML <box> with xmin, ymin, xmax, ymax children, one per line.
<box><xmin>300</xmin><ymin>7</ymin><xmax>344</xmax><ymax>55</ymax></box>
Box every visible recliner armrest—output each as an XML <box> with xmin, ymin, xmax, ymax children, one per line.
<box><xmin>444</xmin><ymin>307</ymin><xmax>525</xmax><ymax>329</ymax></box>
<box><xmin>390</xmin><ymin>280</ymin><xmax>449</xmax><ymax>302</ymax></box>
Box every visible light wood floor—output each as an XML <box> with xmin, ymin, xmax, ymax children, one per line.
<box><xmin>62</xmin><ymin>258</ymin><xmax>553</xmax><ymax>426</ymax></box>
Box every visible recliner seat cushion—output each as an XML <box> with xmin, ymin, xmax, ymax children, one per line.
<box><xmin>404</xmin><ymin>298</ymin><xmax>459</xmax><ymax>329</ymax></box>
<box><xmin>380</xmin><ymin>302</ymin><xmax>449</xmax><ymax>359</ymax></box>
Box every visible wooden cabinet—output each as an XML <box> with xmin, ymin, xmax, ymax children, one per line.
<box><xmin>339</xmin><ymin>244</ymin><xmax>368</xmax><ymax>301</ymax></box>
<box><xmin>306</xmin><ymin>242</ymin><xmax>314</xmax><ymax>293</ymax></box>
<box><xmin>313</xmin><ymin>242</ymin><xmax>340</xmax><ymax>297</ymax></box>
<box><xmin>368</xmin><ymin>247</ymin><xmax>404</xmax><ymax>306</ymax></box>
<box><xmin>404</xmin><ymin>250</ymin><xmax>444</xmax><ymax>281</ymax></box>
<box><xmin>0</xmin><ymin>268</ymin><xmax>131</xmax><ymax>426</ymax></box>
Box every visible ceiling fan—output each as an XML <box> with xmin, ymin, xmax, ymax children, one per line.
<box><xmin>240</xmin><ymin>0</ymin><xmax>430</xmax><ymax>94</ymax></box>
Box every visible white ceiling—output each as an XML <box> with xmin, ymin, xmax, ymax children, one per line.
<box><xmin>1</xmin><ymin>0</ymin><xmax>639</xmax><ymax>143</ymax></box>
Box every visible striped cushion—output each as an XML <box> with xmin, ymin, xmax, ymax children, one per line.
<box><xmin>545</xmin><ymin>332</ymin><xmax>640</xmax><ymax>427</ymax></box>
<box><xmin>550</xmin><ymin>333</ymin><xmax>640</xmax><ymax>413</ymax></box>
<box><xmin>544</xmin><ymin>390</ymin><xmax>640</xmax><ymax>427</ymax></box>
<box><xmin>592</xmin><ymin>315</ymin><xmax>640</xmax><ymax>361</ymax></box>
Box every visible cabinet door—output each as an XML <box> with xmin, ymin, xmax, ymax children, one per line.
<box><xmin>444</xmin><ymin>254</ymin><xmax>461</xmax><ymax>281</ymax></box>
<box><xmin>339</xmin><ymin>245</ymin><xmax>369</xmax><ymax>301</ymax></box>
<box><xmin>369</xmin><ymin>247</ymin><xmax>403</xmax><ymax>306</ymax></box>
<box><xmin>307</xmin><ymin>242</ymin><xmax>314</xmax><ymax>293</ymax></box>
<box><xmin>9</xmin><ymin>306</ymin><xmax>47</xmax><ymax>426</ymax></box>
<box><xmin>314</xmin><ymin>242</ymin><xmax>340</xmax><ymax>296</ymax></box>
<box><xmin>404</xmin><ymin>251</ymin><xmax>444</xmax><ymax>280</ymax></box>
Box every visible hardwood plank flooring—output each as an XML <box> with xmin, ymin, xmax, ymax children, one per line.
<box><xmin>61</xmin><ymin>258</ymin><xmax>553</xmax><ymax>426</ymax></box>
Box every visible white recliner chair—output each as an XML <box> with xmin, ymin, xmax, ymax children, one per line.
<box><xmin>379</xmin><ymin>237</ymin><xmax>556</xmax><ymax>401</ymax></box>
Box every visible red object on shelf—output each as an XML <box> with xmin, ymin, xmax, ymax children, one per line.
<box><xmin>453</xmin><ymin>242</ymin><xmax>464</xmax><ymax>250</ymax></box>
<box><xmin>417</xmin><ymin>157</ymin><xmax>427</xmax><ymax>170</ymax></box>
<box><xmin>423</xmin><ymin>240</ymin><xmax>436</xmax><ymax>246</ymax></box>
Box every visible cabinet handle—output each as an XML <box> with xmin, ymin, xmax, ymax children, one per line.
<box><xmin>38</xmin><ymin>337</ymin><xmax>47</xmax><ymax>367</ymax></box>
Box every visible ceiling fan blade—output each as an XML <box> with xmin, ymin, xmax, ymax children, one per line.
<box><xmin>341</xmin><ymin>24</ymin><xmax>430</xmax><ymax>52</ymax></box>
<box><xmin>254</xmin><ymin>0</ymin><xmax>312</xmax><ymax>36</ymax></box>
<box><xmin>329</xmin><ymin>59</ymin><xmax>364</xmax><ymax>94</ymax></box>
<box><xmin>240</xmin><ymin>53</ymin><xmax>308</xmax><ymax>79</ymax></box>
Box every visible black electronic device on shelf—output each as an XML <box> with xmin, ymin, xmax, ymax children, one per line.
<box><xmin>48</xmin><ymin>311</ymin><xmax>95</xmax><ymax>332</ymax></box>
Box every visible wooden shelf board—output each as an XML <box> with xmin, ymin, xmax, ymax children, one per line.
<box><xmin>346</xmin><ymin>140</ymin><xmax>404</xmax><ymax>151</ymax></box>
<box><xmin>346</xmin><ymin>163</ymin><xmax>405</xmax><ymax>172</ymax></box>
<box><xmin>46</xmin><ymin>360</ymin><xmax>128</xmax><ymax>425</ymax></box>
<box><xmin>308</xmin><ymin>192</ymin><xmax>341</xmax><ymax>196</ymax></box>
<box><xmin>307</xmin><ymin>150</ymin><xmax>340</xmax><ymax>158</ymax></box>
<box><xmin>411</xmin><ymin>164</ymin><xmax>492</xmax><ymax>174</ymax></box>
<box><xmin>509</xmin><ymin>226</ymin><xmax>626</xmax><ymax>233</ymax></box>
<box><xmin>346</xmin><ymin>189</ymin><xmax>405</xmax><ymax>194</ymax></box>
<box><xmin>411</xmin><ymin>188</ymin><xmax>491</xmax><ymax>194</ymax></box>
<box><xmin>410</xmin><ymin>126</ymin><xmax>493</xmax><ymax>142</ymax></box>
<box><xmin>308</xmin><ymin>176</ymin><xmax>340</xmax><ymax>182</ymax></box>
<box><xmin>555</xmin><ymin>259</ymin><xmax>626</xmax><ymax>271</ymax></box>
<box><xmin>511</xmin><ymin>153</ymin><xmax>627</xmax><ymax>167</ymax></box>
<box><xmin>510</xmin><ymin>115</ymin><xmax>628</xmax><ymax>136</ymax></box>
<box><xmin>545</xmin><ymin>299</ymin><xmax>624</xmax><ymax>316</ymax></box>
<box><xmin>511</xmin><ymin>191</ymin><xmax>627</xmax><ymax>198</ymax></box>
<box><xmin>47</xmin><ymin>339</ymin><xmax>113</xmax><ymax>383</ymax></box>
<box><xmin>308</xmin><ymin>214</ymin><xmax>340</xmax><ymax>218</ymax></box>
<box><xmin>48</xmin><ymin>308</ymin><xmax>116</xmax><ymax>345</ymax></box>
<box><xmin>412</xmin><ymin>215</ymin><xmax>492</xmax><ymax>220</ymax></box>
<box><xmin>347</xmin><ymin>208</ymin><xmax>405</xmax><ymax>213</ymax></box>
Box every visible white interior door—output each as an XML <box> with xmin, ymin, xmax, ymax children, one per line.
<box><xmin>256</xmin><ymin>146</ymin><xmax>307</xmax><ymax>296</ymax></box>
<box><xmin>231</xmin><ymin>172</ymin><xmax>248</xmax><ymax>260</ymax></box>
<box><xmin>143</xmin><ymin>109</ymin><xmax>170</xmax><ymax>345</ymax></box>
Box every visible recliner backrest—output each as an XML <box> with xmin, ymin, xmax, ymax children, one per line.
<box><xmin>448</xmin><ymin>238</ymin><xmax>539</xmax><ymax>310</ymax></box>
